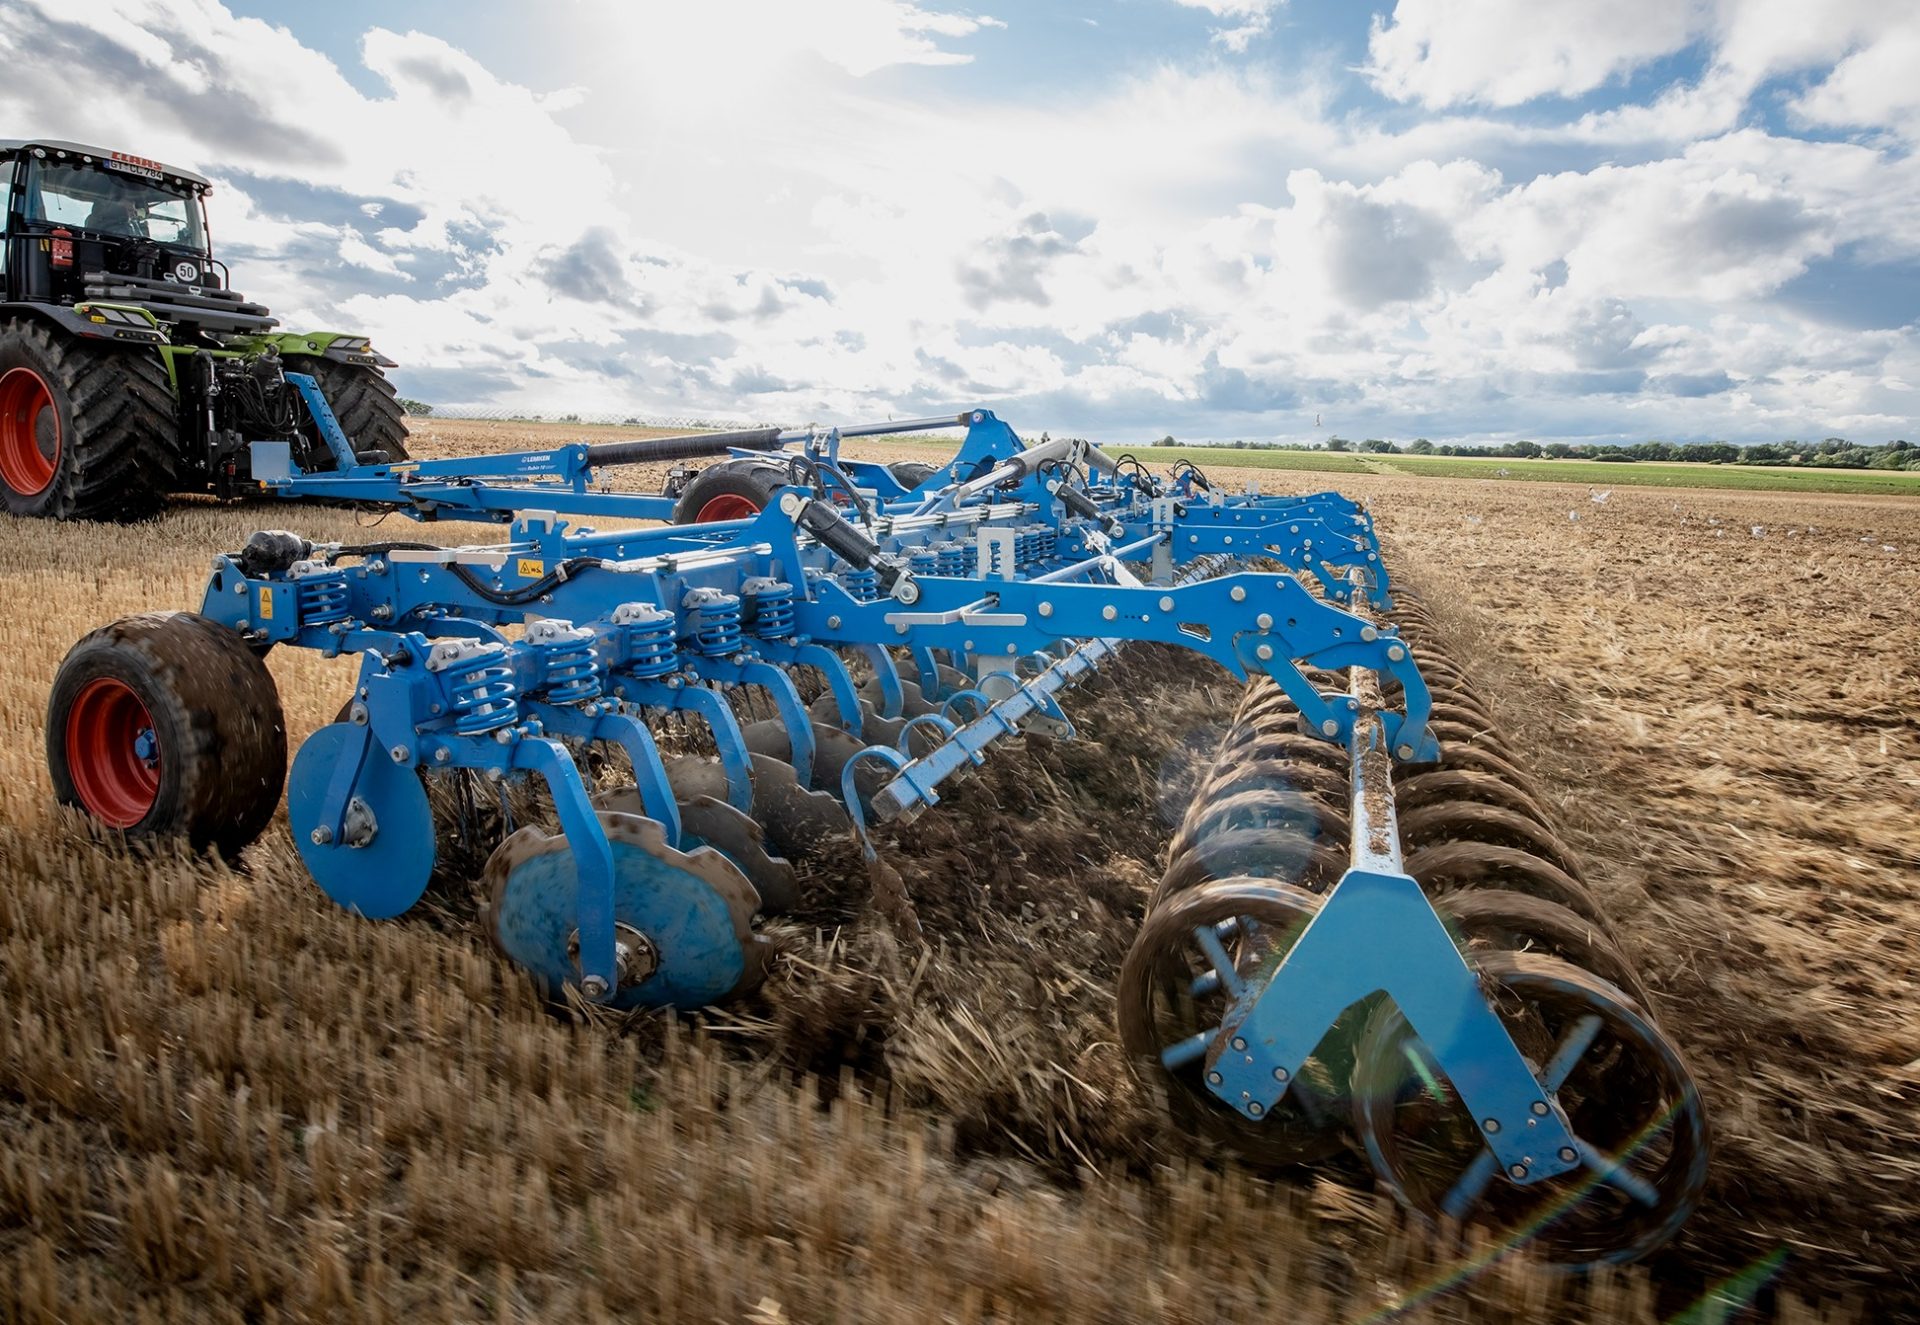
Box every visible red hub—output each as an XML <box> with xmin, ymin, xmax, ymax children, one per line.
<box><xmin>65</xmin><ymin>677</ymin><xmax>160</xmax><ymax>828</ymax></box>
<box><xmin>0</xmin><ymin>366</ymin><xmax>60</xmax><ymax>497</ymax></box>
<box><xmin>695</xmin><ymin>492</ymin><xmax>763</xmax><ymax>522</ymax></box>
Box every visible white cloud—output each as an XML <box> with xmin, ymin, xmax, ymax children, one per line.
<box><xmin>1365</xmin><ymin>0</ymin><xmax>1711</xmax><ymax>108</ymax></box>
<box><xmin>572</xmin><ymin>3</ymin><xmax>1001</xmax><ymax>85</ymax></box>
<box><xmin>797</xmin><ymin>1</ymin><xmax>1005</xmax><ymax>77</ymax></box>
<box><xmin>1168</xmin><ymin>0</ymin><xmax>1283</xmax><ymax>15</ymax></box>
<box><xmin>1170</xmin><ymin>0</ymin><xmax>1283</xmax><ymax>52</ymax></box>
<box><xmin>0</xmin><ymin>0</ymin><xmax>1911</xmax><ymax>443</ymax></box>
<box><xmin>1792</xmin><ymin>17</ymin><xmax>1920</xmax><ymax>138</ymax></box>
<box><xmin>1367</xmin><ymin>0</ymin><xmax>1920</xmax><ymax>150</ymax></box>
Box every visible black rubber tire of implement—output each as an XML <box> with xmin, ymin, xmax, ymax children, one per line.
<box><xmin>888</xmin><ymin>460</ymin><xmax>938</xmax><ymax>491</ymax></box>
<box><xmin>48</xmin><ymin>612</ymin><xmax>287</xmax><ymax>857</ymax></box>
<box><xmin>283</xmin><ymin>355</ymin><xmax>412</xmax><ymax>466</ymax></box>
<box><xmin>672</xmin><ymin>458</ymin><xmax>785</xmax><ymax>524</ymax></box>
<box><xmin>0</xmin><ymin>318</ymin><xmax>178</xmax><ymax>521</ymax></box>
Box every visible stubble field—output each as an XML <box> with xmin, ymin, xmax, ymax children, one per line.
<box><xmin>1</xmin><ymin>418</ymin><xmax>1915</xmax><ymax>1322</ymax></box>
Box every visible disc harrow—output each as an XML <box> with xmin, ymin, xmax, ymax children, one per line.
<box><xmin>1118</xmin><ymin>576</ymin><xmax>1708</xmax><ymax>1267</ymax></box>
<box><xmin>44</xmin><ymin>392</ymin><xmax>1710</xmax><ymax>1264</ymax></box>
<box><xmin>48</xmin><ymin>405</ymin><xmax>1430</xmax><ymax>1017</ymax></box>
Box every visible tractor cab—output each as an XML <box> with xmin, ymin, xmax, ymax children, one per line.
<box><xmin>0</xmin><ymin>139</ymin><xmax>409</xmax><ymax>521</ymax></box>
<box><xmin>1</xmin><ymin>140</ymin><xmax>275</xmax><ymax>335</ymax></box>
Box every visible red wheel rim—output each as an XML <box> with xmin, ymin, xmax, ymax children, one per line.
<box><xmin>65</xmin><ymin>677</ymin><xmax>160</xmax><ymax>828</ymax></box>
<box><xmin>695</xmin><ymin>492</ymin><xmax>762</xmax><ymax>522</ymax></box>
<box><xmin>0</xmin><ymin>366</ymin><xmax>60</xmax><ymax>497</ymax></box>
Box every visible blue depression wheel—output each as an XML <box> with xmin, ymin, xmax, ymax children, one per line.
<box><xmin>484</xmin><ymin>810</ymin><xmax>764</xmax><ymax>1010</ymax></box>
<box><xmin>287</xmin><ymin>722</ymin><xmax>436</xmax><ymax>920</ymax></box>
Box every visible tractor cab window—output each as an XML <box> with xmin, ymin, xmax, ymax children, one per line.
<box><xmin>22</xmin><ymin>159</ymin><xmax>208</xmax><ymax>252</ymax></box>
<box><xmin>0</xmin><ymin>158</ymin><xmax>14</xmax><ymax>278</ymax></box>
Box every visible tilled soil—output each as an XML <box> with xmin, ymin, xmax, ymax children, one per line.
<box><xmin>0</xmin><ymin>426</ymin><xmax>1914</xmax><ymax>1322</ymax></box>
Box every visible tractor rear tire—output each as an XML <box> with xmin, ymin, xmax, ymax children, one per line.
<box><xmin>284</xmin><ymin>356</ymin><xmax>412</xmax><ymax>466</ymax></box>
<box><xmin>48</xmin><ymin>611</ymin><xmax>287</xmax><ymax>857</ymax></box>
<box><xmin>0</xmin><ymin>318</ymin><xmax>178</xmax><ymax>521</ymax></box>
<box><xmin>673</xmin><ymin>459</ymin><xmax>784</xmax><ymax>524</ymax></box>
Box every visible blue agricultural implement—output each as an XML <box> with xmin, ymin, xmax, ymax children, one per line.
<box><xmin>45</xmin><ymin>395</ymin><xmax>1706</xmax><ymax>1266</ymax></box>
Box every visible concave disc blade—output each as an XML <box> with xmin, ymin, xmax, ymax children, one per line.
<box><xmin>484</xmin><ymin>810</ymin><xmax>763</xmax><ymax>1010</ymax></box>
<box><xmin>745</xmin><ymin>718</ymin><xmax>885</xmax><ymax>801</ymax></box>
<box><xmin>812</xmin><ymin>693</ymin><xmax>907</xmax><ymax>749</ymax></box>
<box><xmin>678</xmin><ymin>795</ymin><xmax>798</xmax><ymax>914</ymax></box>
<box><xmin>861</xmin><ymin>676</ymin><xmax>937</xmax><ymax>720</ymax></box>
<box><xmin>595</xmin><ymin>784</ymin><xmax>799</xmax><ymax>914</ymax></box>
<box><xmin>667</xmin><ymin>746</ymin><xmax>850</xmax><ymax>861</ymax></box>
<box><xmin>747</xmin><ymin>752</ymin><xmax>851</xmax><ymax>859</ymax></box>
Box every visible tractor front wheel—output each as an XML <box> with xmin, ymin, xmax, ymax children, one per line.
<box><xmin>0</xmin><ymin>318</ymin><xmax>177</xmax><ymax>520</ymax></box>
<box><xmin>48</xmin><ymin>612</ymin><xmax>287</xmax><ymax>857</ymax></box>
<box><xmin>283</xmin><ymin>356</ymin><xmax>412</xmax><ymax>467</ymax></box>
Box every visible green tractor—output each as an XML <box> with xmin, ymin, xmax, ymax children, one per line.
<box><xmin>0</xmin><ymin>139</ymin><xmax>410</xmax><ymax>520</ymax></box>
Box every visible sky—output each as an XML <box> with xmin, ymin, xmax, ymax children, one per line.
<box><xmin>2</xmin><ymin>0</ymin><xmax>1917</xmax><ymax>446</ymax></box>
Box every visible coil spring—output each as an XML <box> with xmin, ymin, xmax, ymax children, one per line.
<box><xmin>909</xmin><ymin>548</ymin><xmax>940</xmax><ymax>576</ymax></box>
<box><xmin>434</xmin><ymin>644</ymin><xmax>520</xmax><ymax>735</ymax></box>
<box><xmin>840</xmin><ymin>567</ymin><xmax>880</xmax><ymax>602</ymax></box>
<box><xmin>293</xmin><ymin>569</ymin><xmax>350</xmax><ymax>625</ymax></box>
<box><xmin>1025</xmin><ymin>524</ymin><xmax>1058</xmax><ymax>568</ymax></box>
<box><xmin>614</xmin><ymin>604</ymin><xmax>679</xmax><ymax>678</ymax></box>
<box><xmin>529</xmin><ymin>624</ymin><xmax>602</xmax><ymax>704</ymax></box>
<box><xmin>683</xmin><ymin>589</ymin><xmax>744</xmax><ymax>656</ymax></box>
<box><xmin>934</xmin><ymin>541</ymin><xmax>968</xmax><ymax>576</ymax></box>
<box><xmin>743</xmin><ymin>578</ymin><xmax>796</xmax><ymax>640</ymax></box>
<box><xmin>1020</xmin><ymin>527</ymin><xmax>1044</xmax><ymax>566</ymax></box>
<box><xmin>1010</xmin><ymin>528</ymin><xmax>1036</xmax><ymax>568</ymax></box>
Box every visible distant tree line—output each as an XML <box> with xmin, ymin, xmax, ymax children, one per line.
<box><xmin>1152</xmin><ymin>434</ymin><xmax>1920</xmax><ymax>470</ymax></box>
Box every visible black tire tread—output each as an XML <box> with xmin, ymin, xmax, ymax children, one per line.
<box><xmin>0</xmin><ymin>316</ymin><xmax>179</xmax><ymax>521</ymax></box>
<box><xmin>283</xmin><ymin>356</ymin><xmax>411</xmax><ymax>465</ymax></box>
<box><xmin>47</xmin><ymin>612</ymin><xmax>286</xmax><ymax>856</ymax></box>
<box><xmin>888</xmin><ymin>460</ymin><xmax>938</xmax><ymax>491</ymax></box>
<box><xmin>672</xmin><ymin>459</ymin><xmax>784</xmax><ymax>524</ymax></box>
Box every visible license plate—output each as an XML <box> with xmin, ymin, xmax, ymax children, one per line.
<box><xmin>105</xmin><ymin>152</ymin><xmax>164</xmax><ymax>181</ymax></box>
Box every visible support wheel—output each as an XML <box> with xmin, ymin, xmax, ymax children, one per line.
<box><xmin>888</xmin><ymin>461</ymin><xmax>939</xmax><ymax>492</ymax></box>
<box><xmin>48</xmin><ymin>612</ymin><xmax>286</xmax><ymax>855</ymax></box>
<box><xmin>1118</xmin><ymin>877</ymin><xmax>1350</xmax><ymax>1166</ymax></box>
<box><xmin>1350</xmin><ymin>951</ymin><xmax>1708</xmax><ymax>1267</ymax></box>
<box><xmin>0</xmin><ymin>318</ymin><xmax>177</xmax><ymax>520</ymax></box>
<box><xmin>283</xmin><ymin>355</ymin><xmax>412</xmax><ymax>466</ymax></box>
<box><xmin>672</xmin><ymin>459</ymin><xmax>783</xmax><ymax>524</ymax></box>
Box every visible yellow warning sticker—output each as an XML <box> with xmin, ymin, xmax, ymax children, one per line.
<box><xmin>259</xmin><ymin>586</ymin><xmax>274</xmax><ymax>620</ymax></box>
<box><xmin>516</xmin><ymin>558</ymin><xmax>544</xmax><ymax>579</ymax></box>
